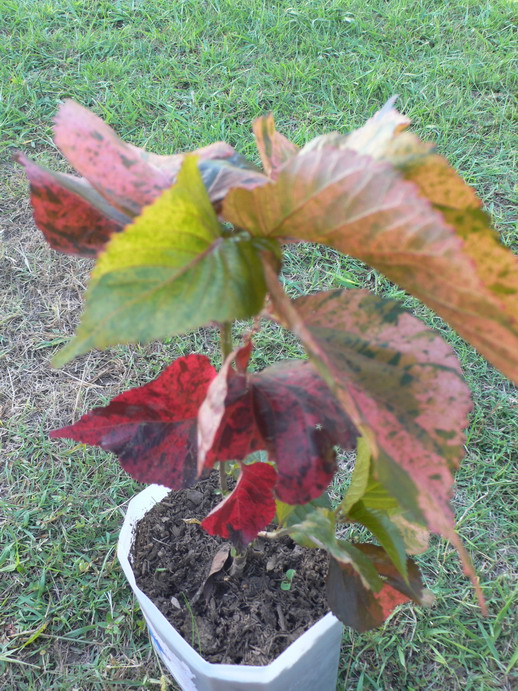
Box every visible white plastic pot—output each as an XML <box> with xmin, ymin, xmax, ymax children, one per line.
<box><xmin>118</xmin><ymin>484</ymin><xmax>344</xmax><ymax>691</ymax></box>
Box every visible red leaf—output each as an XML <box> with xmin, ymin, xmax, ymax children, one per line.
<box><xmin>15</xmin><ymin>153</ymin><xmax>127</xmax><ymax>257</ymax></box>
<box><xmin>251</xmin><ymin>361</ymin><xmax>358</xmax><ymax>503</ymax></box>
<box><xmin>51</xmin><ymin>355</ymin><xmax>216</xmax><ymax>489</ymax></box>
<box><xmin>197</xmin><ymin>345</ymin><xmax>264</xmax><ymax>472</ymax></box>
<box><xmin>201</xmin><ymin>462</ymin><xmax>277</xmax><ymax>549</ymax></box>
<box><xmin>199</xmin><ymin>349</ymin><xmax>358</xmax><ymax>504</ymax></box>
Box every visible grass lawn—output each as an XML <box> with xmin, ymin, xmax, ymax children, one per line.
<box><xmin>1</xmin><ymin>0</ymin><xmax>516</xmax><ymax>689</ymax></box>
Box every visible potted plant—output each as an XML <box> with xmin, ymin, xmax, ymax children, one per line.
<box><xmin>16</xmin><ymin>98</ymin><xmax>517</xmax><ymax>690</ymax></box>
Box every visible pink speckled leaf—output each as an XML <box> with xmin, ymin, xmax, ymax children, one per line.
<box><xmin>54</xmin><ymin>100</ymin><xmax>172</xmax><ymax>216</ymax></box>
<box><xmin>269</xmin><ymin>288</ymin><xmax>472</xmax><ymax>536</ymax></box>
<box><xmin>223</xmin><ymin>140</ymin><xmax>518</xmax><ymax>383</ymax></box>
<box><xmin>54</xmin><ymin>100</ymin><xmax>268</xmax><ymax>217</ymax></box>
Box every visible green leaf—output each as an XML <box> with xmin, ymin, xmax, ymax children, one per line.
<box><xmin>275</xmin><ymin>491</ymin><xmax>332</xmax><ymax>528</ymax></box>
<box><xmin>361</xmin><ymin>478</ymin><xmax>401</xmax><ymax>513</ymax></box>
<box><xmin>287</xmin><ymin>509</ymin><xmax>382</xmax><ymax>591</ymax></box>
<box><xmin>53</xmin><ymin>157</ymin><xmax>279</xmax><ymax>365</ymax></box>
<box><xmin>348</xmin><ymin>502</ymin><xmax>408</xmax><ymax>581</ymax></box>
<box><xmin>341</xmin><ymin>437</ymin><xmax>401</xmax><ymax>515</ymax></box>
<box><xmin>340</xmin><ymin>436</ymin><xmax>371</xmax><ymax>514</ymax></box>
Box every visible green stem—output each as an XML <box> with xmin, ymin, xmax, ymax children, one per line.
<box><xmin>219</xmin><ymin>321</ymin><xmax>233</xmax><ymax>360</ymax></box>
<box><xmin>218</xmin><ymin>322</ymin><xmax>233</xmax><ymax>495</ymax></box>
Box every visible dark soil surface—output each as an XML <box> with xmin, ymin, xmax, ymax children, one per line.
<box><xmin>131</xmin><ymin>475</ymin><xmax>330</xmax><ymax>665</ymax></box>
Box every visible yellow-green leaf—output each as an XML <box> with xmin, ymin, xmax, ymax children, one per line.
<box><xmin>340</xmin><ymin>436</ymin><xmax>371</xmax><ymax>515</ymax></box>
<box><xmin>54</xmin><ymin>157</ymin><xmax>278</xmax><ymax>366</ymax></box>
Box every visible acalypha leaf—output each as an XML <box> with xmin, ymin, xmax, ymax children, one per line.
<box><xmin>269</xmin><ymin>288</ymin><xmax>471</xmax><ymax>537</ymax></box>
<box><xmin>53</xmin><ymin>99</ymin><xmax>268</xmax><ymax>216</ymax></box>
<box><xmin>50</xmin><ymin>355</ymin><xmax>217</xmax><ymax>489</ymax></box>
<box><xmin>252</xmin><ymin>113</ymin><xmax>299</xmax><ymax>178</ymax></box>
<box><xmin>223</xmin><ymin>106</ymin><xmax>518</xmax><ymax>383</ymax></box>
<box><xmin>267</xmin><ymin>285</ymin><xmax>486</xmax><ymax>610</ymax></box>
<box><xmin>14</xmin><ymin>153</ymin><xmax>128</xmax><ymax>257</ymax></box>
<box><xmin>53</xmin><ymin>157</ymin><xmax>278</xmax><ymax>366</ymax></box>
<box><xmin>16</xmin><ymin>100</ymin><xmax>268</xmax><ymax>258</ymax></box>
<box><xmin>198</xmin><ymin>345</ymin><xmax>358</xmax><ymax>504</ymax></box>
<box><xmin>201</xmin><ymin>462</ymin><xmax>277</xmax><ymax>549</ymax></box>
<box><xmin>327</xmin><ymin>544</ymin><xmax>431</xmax><ymax>632</ymax></box>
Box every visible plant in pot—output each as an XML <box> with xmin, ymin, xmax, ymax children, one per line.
<box><xmin>16</xmin><ymin>98</ymin><xmax>517</xmax><ymax>691</ymax></box>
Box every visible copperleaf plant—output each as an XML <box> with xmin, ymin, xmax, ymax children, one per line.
<box><xmin>17</xmin><ymin>98</ymin><xmax>518</xmax><ymax>633</ymax></box>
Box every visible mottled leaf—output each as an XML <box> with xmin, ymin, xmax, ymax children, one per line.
<box><xmin>50</xmin><ymin>355</ymin><xmax>216</xmax><ymax>489</ymax></box>
<box><xmin>198</xmin><ymin>352</ymin><xmax>358</xmax><ymax>504</ymax></box>
<box><xmin>350</xmin><ymin>106</ymin><xmax>518</xmax><ymax>383</ymax></box>
<box><xmin>398</xmin><ymin>145</ymin><xmax>518</xmax><ymax>383</ymax></box>
<box><xmin>54</xmin><ymin>100</ymin><xmax>173</xmax><ymax>216</ymax></box>
<box><xmin>267</xmin><ymin>284</ymin><xmax>485</xmax><ymax>608</ymax></box>
<box><xmin>269</xmin><ymin>288</ymin><xmax>471</xmax><ymax>537</ymax></box>
<box><xmin>253</xmin><ymin>114</ymin><xmax>299</xmax><ymax>178</ymax></box>
<box><xmin>54</xmin><ymin>100</ymin><xmax>267</xmax><ymax>216</ymax></box>
<box><xmin>53</xmin><ymin>157</ymin><xmax>277</xmax><ymax>366</ymax></box>
<box><xmin>250</xmin><ymin>360</ymin><xmax>358</xmax><ymax>503</ymax></box>
<box><xmin>223</xmin><ymin>127</ymin><xmax>518</xmax><ymax>383</ymax></box>
<box><xmin>201</xmin><ymin>462</ymin><xmax>277</xmax><ymax>549</ymax></box>
<box><xmin>15</xmin><ymin>153</ymin><xmax>128</xmax><ymax>256</ymax></box>
<box><xmin>359</xmin><ymin>543</ymin><xmax>429</xmax><ymax>601</ymax></box>
<box><xmin>326</xmin><ymin>543</ymin><xmax>428</xmax><ymax>632</ymax></box>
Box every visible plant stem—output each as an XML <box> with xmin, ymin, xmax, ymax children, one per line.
<box><xmin>218</xmin><ymin>463</ymin><xmax>228</xmax><ymax>494</ymax></box>
<box><xmin>217</xmin><ymin>322</ymin><xmax>233</xmax><ymax>496</ymax></box>
<box><xmin>230</xmin><ymin>550</ymin><xmax>247</xmax><ymax>577</ymax></box>
<box><xmin>219</xmin><ymin>321</ymin><xmax>233</xmax><ymax>360</ymax></box>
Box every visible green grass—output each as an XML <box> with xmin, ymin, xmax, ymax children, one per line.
<box><xmin>1</xmin><ymin>0</ymin><xmax>516</xmax><ymax>689</ymax></box>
